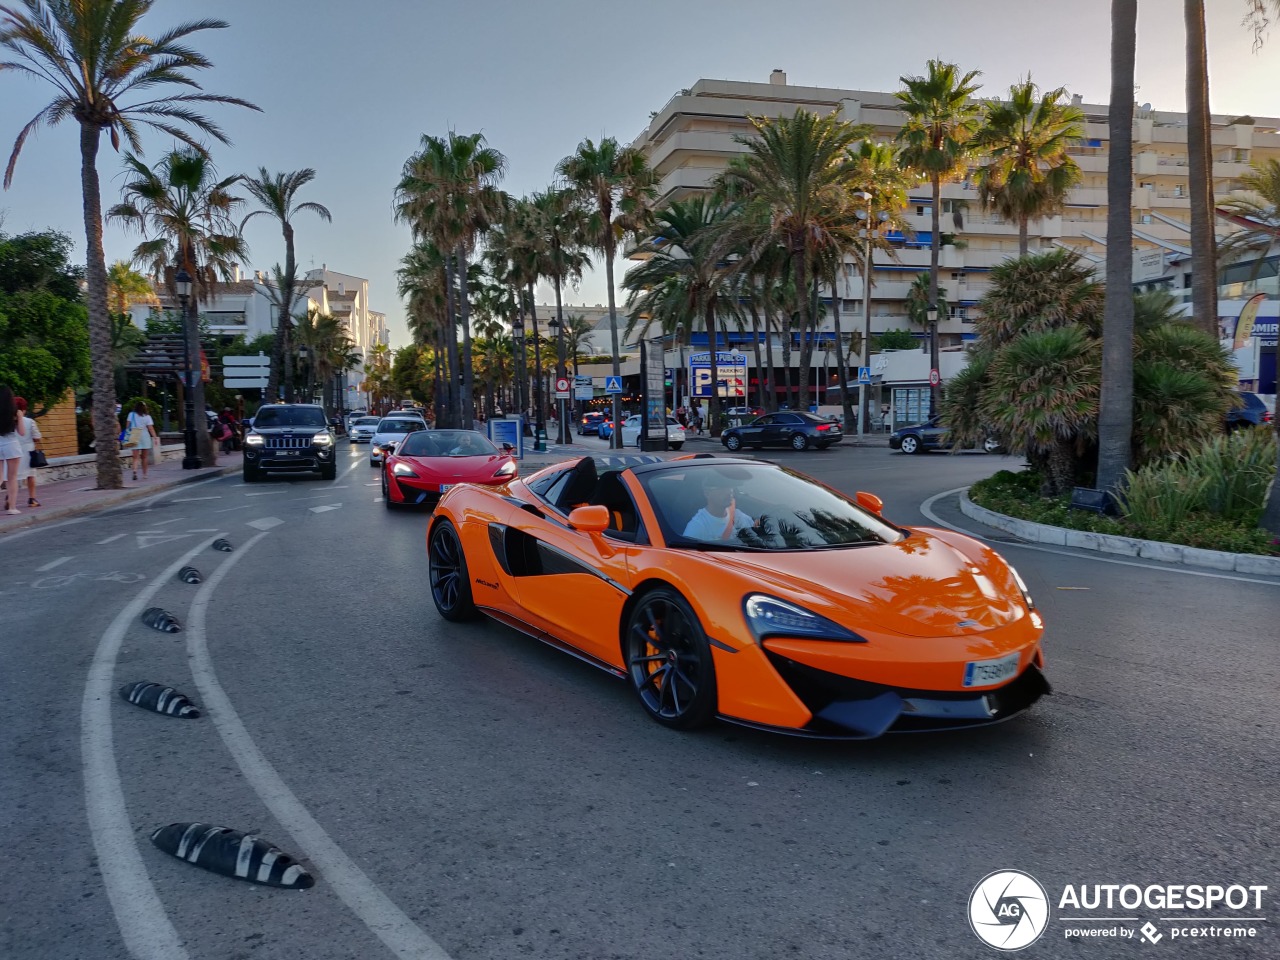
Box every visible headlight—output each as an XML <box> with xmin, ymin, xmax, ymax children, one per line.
<box><xmin>492</xmin><ymin>460</ymin><xmax>517</xmax><ymax>478</ymax></box>
<box><xmin>245</xmin><ymin>433</ymin><xmax>264</xmax><ymax>446</ymax></box>
<box><xmin>392</xmin><ymin>462</ymin><xmax>418</xmax><ymax>477</ymax></box>
<box><xmin>1007</xmin><ymin>563</ymin><xmax>1034</xmax><ymax>609</ymax></box>
<box><xmin>742</xmin><ymin>594</ymin><xmax>866</xmax><ymax>643</ymax></box>
<box><xmin>312</xmin><ymin>432</ymin><xmax>332</xmax><ymax>445</ymax></box>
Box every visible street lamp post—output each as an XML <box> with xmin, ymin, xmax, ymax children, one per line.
<box><xmin>549</xmin><ymin>314</ymin><xmax>567</xmax><ymax>444</ymax></box>
<box><xmin>297</xmin><ymin>345</ymin><xmax>308</xmax><ymax>404</ymax></box>
<box><xmin>925</xmin><ymin>305</ymin><xmax>938</xmax><ymax>418</ymax></box>
<box><xmin>175</xmin><ymin>267</ymin><xmax>201</xmax><ymax>470</ymax></box>
<box><xmin>531</xmin><ymin>306</ymin><xmax>546</xmax><ymax>452</ymax></box>
<box><xmin>512</xmin><ymin>315</ymin><xmax>527</xmax><ymax>438</ymax></box>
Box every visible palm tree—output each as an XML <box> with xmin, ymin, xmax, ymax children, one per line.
<box><xmin>624</xmin><ymin>196</ymin><xmax>740</xmax><ymax>435</ymax></box>
<box><xmin>557</xmin><ymin>137</ymin><xmax>655</xmax><ymax>448</ymax></box>
<box><xmin>716</xmin><ymin>110</ymin><xmax>869</xmax><ymax>412</ymax></box>
<box><xmin>0</xmin><ymin>0</ymin><xmax>258</xmax><ymax>488</ymax></box>
<box><xmin>1096</xmin><ymin>0</ymin><xmax>1138</xmax><ymax>499</ymax></box>
<box><xmin>397</xmin><ymin>241</ymin><xmax>451</xmax><ymax>423</ymax></box>
<box><xmin>971</xmin><ymin>77</ymin><xmax>1084</xmax><ymax>256</ymax></box>
<box><xmin>1246</xmin><ymin>1</ymin><xmax>1280</xmax><ymax>48</ymax></box>
<box><xmin>564</xmin><ymin>312</ymin><xmax>594</xmax><ymax>376</ymax></box>
<box><xmin>240</xmin><ymin>168</ymin><xmax>332</xmax><ymax>402</ymax></box>
<box><xmin>395</xmin><ymin>132</ymin><xmax>507</xmax><ymax>428</ymax></box>
<box><xmin>106</xmin><ymin>260</ymin><xmax>158</xmax><ymax>315</ymax></box>
<box><xmin>294</xmin><ymin>307</ymin><xmax>347</xmax><ymax>409</ymax></box>
<box><xmin>1185</xmin><ymin>0</ymin><xmax>1218</xmax><ymax>340</ymax></box>
<box><xmin>109</xmin><ymin>147</ymin><xmax>248</xmax><ymax>466</ymax></box>
<box><xmin>895</xmin><ymin>59</ymin><xmax>983</xmax><ymax>416</ymax></box>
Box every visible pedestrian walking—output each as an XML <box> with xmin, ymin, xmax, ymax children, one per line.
<box><xmin>125</xmin><ymin>401</ymin><xmax>159</xmax><ymax>481</ymax></box>
<box><xmin>14</xmin><ymin>396</ymin><xmax>42</xmax><ymax>508</ymax></box>
<box><xmin>0</xmin><ymin>385</ymin><xmax>26</xmax><ymax>515</ymax></box>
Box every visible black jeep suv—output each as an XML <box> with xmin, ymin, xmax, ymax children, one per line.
<box><xmin>242</xmin><ymin>404</ymin><xmax>337</xmax><ymax>481</ymax></box>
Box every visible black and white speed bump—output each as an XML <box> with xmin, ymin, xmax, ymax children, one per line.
<box><xmin>150</xmin><ymin>823</ymin><xmax>314</xmax><ymax>889</ymax></box>
<box><xmin>178</xmin><ymin>565</ymin><xmax>203</xmax><ymax>584</ymax></box>
<box><xmin>141</xmin><ymin>606</ymin><xmax>181</xmax><ymax>632</ymax></box>
<box><xmin>118</xmin><ymin>682</ymin><xmax>201</xmax><ymax>718</ymax></box>
<box><xmin>211</xmin><ymin>538</ymin><xmax>234</xmax><ymax>552</ymax></box>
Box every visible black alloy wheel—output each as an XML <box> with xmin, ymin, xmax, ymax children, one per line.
<box><xmin>428</xmin><ymin>520</ymin><xmax>478</xmax><ymax>621</ymax></box>
<box><xmin>242</xmin><ymin>466</ymin><xmax>260</xmax><ymax>483</ymax></box>
<box><xmin>624</xmin><ymin>587</ymin><xmax>717</xmax><ymax>730</ymax></box>
<box><xmin>381</xmin><ymin>469</ymin><xmax>397</xmax><ymax>509</ymax></box>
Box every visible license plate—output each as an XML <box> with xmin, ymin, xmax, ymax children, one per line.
<box><xmin>438</xmin><ymin>484</ymin><xmax>452</xmax><ymax>493</ymax></box>
<box><xmin>963</xmin><ymin>651</ymin><xmax>1020</xmax><ymax>688</ymax></box>
<box><xmin>280</xmin><ymin>450</ymin><xmax>296</xmax><ymax>456</ymax></box>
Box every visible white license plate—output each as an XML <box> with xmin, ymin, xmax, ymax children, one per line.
<box><xmin>438</xmin><ymin>484</ymin><xmax>452</xmax><ymax>493</ymax></box>
<box><xmin>963</xmin><ymin>651</ymin><xmax>1020</xmax><ymax>688</ymax></box>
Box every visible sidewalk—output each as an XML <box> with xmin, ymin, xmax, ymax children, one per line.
<box><xmin>0</xmin><ymin>451</ymin><xmax>243</xmax><ymax>535</ymax></box>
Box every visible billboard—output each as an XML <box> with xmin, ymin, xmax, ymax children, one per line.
<box><xmin>689</xmin><ymin>351</ymin><xmax>747</xmax><ymax>398</ymax></box>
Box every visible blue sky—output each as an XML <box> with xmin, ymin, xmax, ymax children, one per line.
<box><xmin>1</xmin><ymin>0</ymin><xmax>1276</xmax><ymax>346</ymax></box>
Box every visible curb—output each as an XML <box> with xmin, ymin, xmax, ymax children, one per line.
<box><xmin>0</xmin><ymin>463</ymin><xmax>242</xmax><ymax>534</ymax></box>
<box><xmin>959</xmin><ymin>491</ymin><xmax>1280</xmax><ymax>577</ymax></box>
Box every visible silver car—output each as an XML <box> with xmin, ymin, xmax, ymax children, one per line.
<box><xmin>369</xmin><ymin>415</ymin><xmax>427</xmax><ymax>465</ymax></box>
<box><xmin>348</xmin><ymin>416</ymin><xmax>382</xmax><ymax>443</ymax></box>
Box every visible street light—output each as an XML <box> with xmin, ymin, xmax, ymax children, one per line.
<box><xmin>297</xmin><ymin>345</ymin><xmax>309</xmax><ymax>403</ymax></box>
<box><xmin>512</xmin><ymin>314</ymin><xmax>527</xmax><ymax>438</ymax></box>
<box><xmin>549</xmin><ymin>314</ymin><xmax>567</xmax><ymax>443</ymax></box>
<box><xmin>530</xmin><ymin>302</ymin><xmax>546</xmax><ymax>452</ymax></box>
<box><xmin>175</xmin><ymin>267</ymin><xmax>201</xmax><ymax>470</ymax></box>
<box><xmin>925</xmin><ymin>304</ymin><xmax>939</xmax><ymax>417</ymax></box>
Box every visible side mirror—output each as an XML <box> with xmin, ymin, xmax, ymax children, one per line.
<box><xmin>856</xmin><ymin>491</ymin><xmax>884</xmax><ymax>515</ymax></box>
<box><xmin>567</xmin><ymin>504</ymin><xmax>609</xmax><ymax>533</ymax></box>
<box><xmin>501</xmin><ymin>442</ymin><xmax>515</xmax><ymax>453</ymax></box>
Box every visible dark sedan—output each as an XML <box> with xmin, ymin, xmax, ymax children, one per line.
<box><xmin>578</xmin><ymin>412</ymin><xmax>606</xmax><ymax>436</ymax></box>
<box><xmin>890</xmin><ymin>416</ymin><xmax>1004</xmax><ymax>455</ymax></box>
<box><xmin>1226</xmin><ymin>391</ymin><xmax>1273</xmax><ymax>431</ymax></box>
<box><xmin>721</xmin><ymin>411</ymin><xmax>843</xmax><ymax>452</ymax></box>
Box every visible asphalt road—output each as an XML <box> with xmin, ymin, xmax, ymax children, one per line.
<box><xmin>3</xmin><ymin>440</ymin><xmax>1277</xmax><ymax>960</ymax></box>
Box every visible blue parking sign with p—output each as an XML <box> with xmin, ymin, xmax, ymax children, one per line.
<box><xmin>605</xmin><ymin>376</ymin><xmax>623</xmax><ymax>394</ymax></box>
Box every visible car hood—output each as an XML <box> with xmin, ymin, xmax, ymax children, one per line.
<box><xmin>694</xmin><ymin>532</ymin><xmax>1025</xmax><ymax>638</ymax></box>
<box><xmin>401</xmin><ymin>454</ymin><xmax>511</xmax><ymax>477</ymax></box>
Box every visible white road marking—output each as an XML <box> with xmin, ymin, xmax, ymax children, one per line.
<box><xmin>149</xmin><ymin>517</ymin><xmax>188</xmax><ymax>526</ymax></box>
<box><xmin>309</xmin><ymin>504</ymin><xmax>342</xmax><ymax>513</ymax></box>
<box><xmin>171</xmin><ymin>496</ymin><xmax>221</xmax><ymax>503</ymax></box>
<box><xmin>36</xmin><ymin>556</ymin><xmax>72</xmax><ymax>572</ymax></box>
<box><xmin>365</xmin><ymin>482</ymin><xmax>380</xmax><ymax>487</ymax></box>
<box><xmin>919</xmin><ymin>487</ymin><xmax>1280</xmax><ymax>588</ymax></box>
<box><xmin>188</xmin><ymin>528</ymin><xmax>218</xmax><ymax>532</ymax></box>
<box><xmin>247</xmin><ymin>517</ymin><xmax>284</xmax><ymax>530</ymax></box>
<box><xmin>245</xmin><ymin>491</ymin><xmax>287</xmax><ymax>497</ymax></box>
<box><xmin>136</xmin><ymin>533</ymin><xmax>195</xmax><ymax>549</ymax></box>
<box><xmin>81</xmin><ymin>539</ymin><xmax>219</xmax><ymax>960</ymax></box>
<box><xmin>96</xmin><ymin>534</ymin><xmax>127</xmax><ymax>544</ymax></box>
<box><xmin>214</xmin><ymin>505</ymin><xmax>253</xmax><ymax>513</ymax></box>
<box><xmin>187</xmin><ymin>537</ymin><xmax>454</xmax><ymax>960</ymax></box>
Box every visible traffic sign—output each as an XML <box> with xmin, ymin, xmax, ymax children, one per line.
<box><xmin>604</xmin><ymin>376</ymin><xmax>623</xmax><ymax>394</ymax></box>
<box><xmin>223</xmin><ymin>352</ymin><xmax>269</xmax><ymax>389</ymax></box>
<box><xmin>858</xmin><ymin>366</ymin><xmax>871</xmax><ymax>384</ymax></box>
<box><xmin>574</xmin><ymin>375</ymin><xmax>594</xmax><ymax>400</ymax></box>
<box><xmin>555</xmin><ymin>376</ymin><xmax>571</xmax><ymax>399</ymax></box>
<box><xmin>929</xmin><ymin>368</ymin><xmax>941</xmax><ymax>387</ymax></box>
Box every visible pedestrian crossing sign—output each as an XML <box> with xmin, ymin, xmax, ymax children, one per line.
<box><xmin>604</xmin><ymin>376</ymin><xmax>623</xmax><ymax>394</ymax></box>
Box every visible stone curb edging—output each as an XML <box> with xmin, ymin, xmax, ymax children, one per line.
<box><xmin>0</xmin><ymin>463</ymin><xmax>242</xmax><ymax>535</ymax></box>
<box><xmin>959</xmin><ymin>491</ymin><xmax>1280</xmax><ymax>577</ymax></box>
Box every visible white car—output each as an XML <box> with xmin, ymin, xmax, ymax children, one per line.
<box><xmin>620</xmin><ymin>414</ymin><xmax>684</xmax><ymax>450</ymax></box>
<box><xmin>348</xmin><ymin>416</ymin><xmax>382</xmax><ymax>443</ymax></box>
<box><xmin>369</xmin><ymin>415</ymin><xmax>427</xmax><ymax>465</ymax></box>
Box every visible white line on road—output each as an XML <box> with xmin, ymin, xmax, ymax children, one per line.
<box><xmin>188</xmin><ymin>528</ymin><xmax>218</xmax><ymax>532</ymax></box>
<box><xmin>96</xmin><ymin>534</ymin><xmax>127</xmax><ymax>545</ymax></box>
<box><xmin>187</xmin><ymin>538</ymin><xmax>454</xmax><ymax>960</ymax></box>
<box><xmin>244</xmin><ymin>491</ymin><xmax>287</xmax><ymax>497</ymax></box>
<box><xmin>171</xmin><ymin>496</ymin><xmax>221</xmax><ymax>503</ymax></box>
<box><xmin>81</xmin><ymin>538</ymin><xmax>220</xmax><ymax>960</ymax></box>
<box><xmin>149</xmin><ymin>517</ymin><xmax>188</xmax><ymax>526</ymax></box>
<box><xmin>309</xmin><ymin>504</ymin><xmax>342</xmax><ymax>513</ymax></box>
<box><xmin>36</xmin><ymin>556</ymin><xmax>72</xmax><ymax>572</ymax></box>
<box><xmin>919</xmin><ymin>487</ymin><xmax>1280</xmax><ymax>588</ymax></box>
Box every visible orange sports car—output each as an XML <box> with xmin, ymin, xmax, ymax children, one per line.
<box><xmin>426</xmin><ymin>455</ymin><xmax>1049</xmax><ymax>737</ymax></box>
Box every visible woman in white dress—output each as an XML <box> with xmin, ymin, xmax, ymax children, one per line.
<box><xmin>125</xmin><ymin>401</ymin><xmax>159</xmax><ymax>481</ymax></box>
<box><xmin>0</xmin><ymin>385</ymin><xmax>26</xmax><ymax>515</ymax></box>
<box><xmin>14</xmin><ymin>396</ymin><xmax>42</xmax><ymax>507</ymax></box>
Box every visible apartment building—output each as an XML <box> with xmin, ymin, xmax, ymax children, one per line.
<box><xmin>629</xmin><ymin>70</ymin><xmax>1280</xmax><ymax>357</ymax></box>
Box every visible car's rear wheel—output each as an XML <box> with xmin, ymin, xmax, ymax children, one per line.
<box><xmin>790</xmin><ymin>432</ymin><xmax>810</xmax><ymax>451</ymax></box>
<box><xmin>900</xmin><ymin>435</ymin><xmax>921</xmax><ymax>454</ymax></box>
<box><xmin>670</xmin><ymin>442</ymin><xmax>682</xmax><ymax>451</ymax></box>
<box><xmin>428</xmin><ymin>520</ymin><xmax>478</xmax><ymax>622</ymax></box>
<box><xmin>624</xmin><ymin>587</ymin><xmax>717</xmax><ymax>730</ymax></box>
<box><xmin>724</xmin><ymin>434</ymin><xmax>742</xmax><ymax>452</ymax></box>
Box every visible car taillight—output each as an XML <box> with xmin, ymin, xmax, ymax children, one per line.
<box><xmin>1265</xmin><ymin>412</ymin><xmax>1274</xmax><ymax>423</ymax></box>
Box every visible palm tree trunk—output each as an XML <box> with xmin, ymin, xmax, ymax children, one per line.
<box><xmin>605</xmin><ymin>240</ymin><xmax>623</xmax><ymax>449</ymax></box>
<box><xmin>748</xmin><ymin>301</ymin><xmax>766</xmax><ymax>412</ymax></box>
<box><xmin>433</xmin><ymin>328</ymin><xmax>445</xmax><ymax>426</ymax></box>
<box><xmin>831</xmin><ymin>267</ymin><xmax>855</xmax><ymax>433</ymax></box>
<box><xmin>1018</xmin><ymin>216</ymin><xmax>1030</xmax><ymax>257</ymax></box>
<box><xmin>79</xmin><ymin>122</ymin><xmax>123</xmax><ymax>489</ymax></box>
<box><xmin>706</xmin><ymin>302</ymin><xmax>722</xmax><ymax>437</ymax></box>
<box><xmin>553</xmin><ymin>266</ymin><xmax>568</xmax><ymax>443</ymax></box>
<box><xmin>792</xmin><ymin>252</ymin><xmax>810</xmax><ymax>411</ymax></box>
<box><xmin>928</xmin><ymin>175</ymin><xmax>943</xmax><ymax>416</ymax></box>
<box><xmin>443</xmin><ymin>256</ymin><xmax>461</xmax><ymax>427</ymax></box>
<box><xmin>764</xmin><ymin>305</ymin><xmax>778</xmax><ymax>411</ymax></box>
<box><xmin>1185</xmin><ymin>0</ymin><xmax>1219</xmax><ymax>339</ymax></box>
<box><xmin>456</xmin><ymin>246</ymin><xmax>476</xmax><ymax>427</ymax></box>
<box><xmin>780</xmin><ymin>310</ymin><xmax>793</xmax><ymax>410</ymax></box>
<box><xmin>185</xmin><ymin>292</ymin><xmax>216</xmax><ymax>466</ymax></box>
<box><xmin>1097</xmin><ymin>0</ymin><xmax>1138</xmax><ymax>498</ymax></box>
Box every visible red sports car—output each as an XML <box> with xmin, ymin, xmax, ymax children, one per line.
<box><xmin>381</xmin><ymin>429</ymin><xmax>517</xmax><ymax>509</ymax></box>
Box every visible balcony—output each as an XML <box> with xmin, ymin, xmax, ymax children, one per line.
<box><xmin>654</xmin><ymin>166</ymin><xmax>720</xmax><ymax>203</ymax></box>
<box><xmin>647</xmin><ymin>131</ymin><xmax>749</xmax><ymax>174</ymax></box>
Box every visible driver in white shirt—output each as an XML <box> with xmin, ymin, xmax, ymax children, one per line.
<box><xmin>683</xmin><ymin>477</ymin><xmax>755</xmax><ymax>541</ymax></box>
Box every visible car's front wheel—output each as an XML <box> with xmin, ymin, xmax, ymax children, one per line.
<box><xmin>724</xmin><ymin>434</ymin><xmax>743</xmax><ymax>452</ymax></box>
<box><xmin>320</xmin><ymin>461</ymin><xmax>336</xmax><ymax>480</ymax></box>
<box><xmin>428</xmin><ymin>520</ymin><xmax>478</xmax><ymax>621</ymax></box>
<box><xmin>624</xmin><ymin>586</ymin><xmax>717</xmax><ymax>730</ymax></box>
<box><xmin>669</xmin><ymin>442</ymin><xmax>682</xmax><ymax>451</ymax></box>
<box><xmin>242</xmin><ymin>465</ymin><xmax>260</xmax><ymax>483</ymax></box>
<box><xmin>900</xmin><ymin>435</ymin><xmax>921</xmax><ymax>455</ymax></box>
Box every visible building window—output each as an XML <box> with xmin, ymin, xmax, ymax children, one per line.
<box><xmin>951</xmin><ymin>271</ymin><xmax>967</xmax><ymax>284</ymax></box>
<box><xmin>948</xmin><ymin>306</ymin><xmax>969</xmax><ymax>321</ymax></box>
<box><xmin>916</xmin><ymin>205</ymin><xmax>926</xmax><ymax>217</ymax></box>
<box><xmin>1233</xmin><ymin>148</ymin><xmax>1250</xmax><ymax>163</ymax></box>
<box><xmin>893</xmin><ymin>388</ymin><xmax>930</xmax><ymax>428</ymax></box>
<box><xmin>204</xmin><ymin>311</ymin><xmax>246</xmax><ymax>326</ymax></box>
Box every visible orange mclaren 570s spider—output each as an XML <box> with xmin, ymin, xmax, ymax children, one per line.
<box><xmin>426</xmin><ymin>454</ymin><xmax>1049</xmax><ymax>738</ymax></box>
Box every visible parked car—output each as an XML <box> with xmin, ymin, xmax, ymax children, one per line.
<box><xmin>889</xmin><ymin>416</ymin><xmax>1005</xmax><ymax>455</ymax></box>
<box><xmin>721</xmin><ymin>411</ymin><xmax>843</xmax><ymax>452</ymax></box>
<box><xmin>578</xmin><ymin>412</ymin><xmax>606</xmax><ymax>436</ymax></box>
<box><xmin>598</xmin><ymin>417</ymin><xmax>625</xmax><ymax>441</ymax></box>
<box><xmin>369</xmin><ymin>415</ymin><xmax>428</xmax><ymax>466</ymax></box>
<box><xmin>242</xmin><ymin>404</ymin><xmax>337</xmax><ymax>482</ymax></box>
<box><xmin>619</xmin><ymin>414</ymin><xmax>684</xmax><ymax>450</ymax></box>
<box><xmin>349</xmin><ymin>416</ymin><xmax>382</xmax><ymax>443</ymax></box>
<box><xmin>1226</xmin><ymin>391</ymin><xmax>1273</xmax><ymax>431</ymax></box>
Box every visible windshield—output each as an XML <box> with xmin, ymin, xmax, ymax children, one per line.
<box><xmin>637</xmin><ymin>462</ymin><xmax>904</xmax><ymax>551</ymax></box>
<box><xmin>354</xmin><ymin>417</ymin><xmax>380</xmax><ymax>426</ymax></box>
<box><xmin>377</xmin><ymin>419</ymin><xmax>422</xmax><ymax>434</ymax></box>
<box><xmin>253</xmin><ymin>407</ymin><xmax>327</xmax><ymax>428</ymax></box>
<box><xmin>397</xmin><ymin>430</ymin><xmax>497</xmax><ymax>457</ymax></box>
